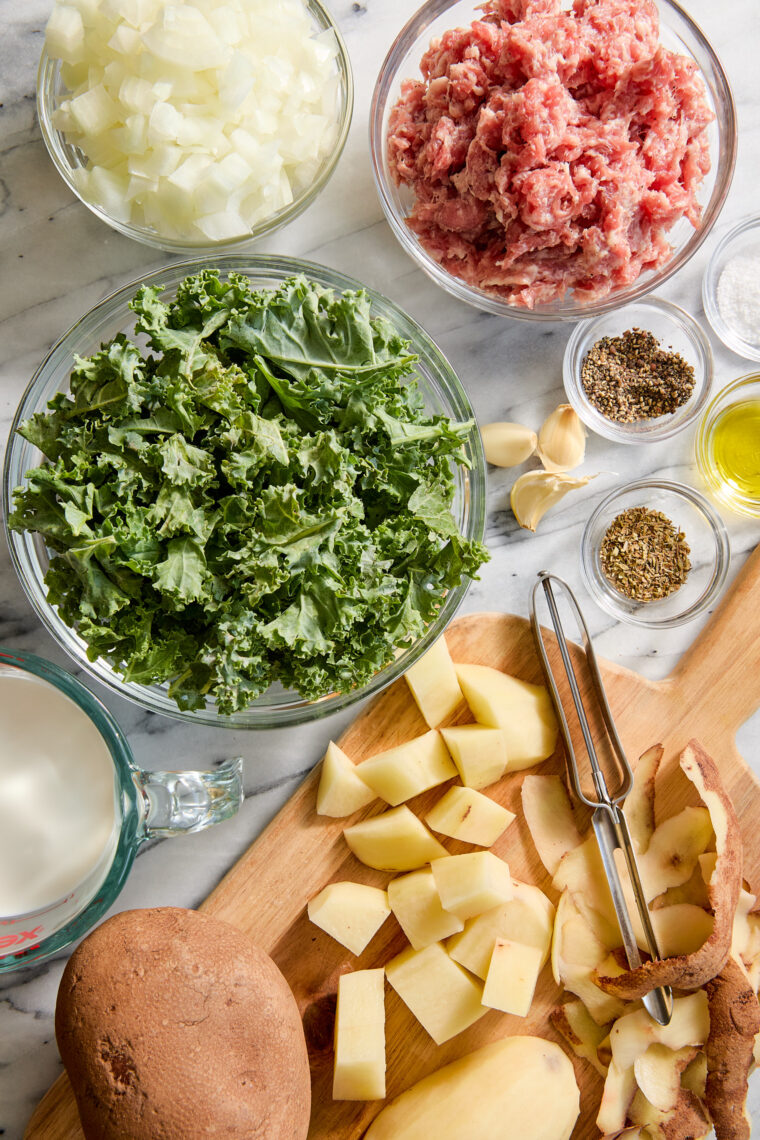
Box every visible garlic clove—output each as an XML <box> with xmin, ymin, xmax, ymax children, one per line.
<box><xmin>481</xmin><ymin>421</ymin><xmax>538</xmax><ymax>468</ymax></box>
<box><xmin>510</xmin><ymin>470</ymin><xmax>596</xmax><ymax>532</ymax></box>
<box><xmin>537</xmin><ymin>404</ymin><xmax>586</xmax><ymax>473</ymax></box>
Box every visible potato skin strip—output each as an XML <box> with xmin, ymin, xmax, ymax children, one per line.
<box><xmin>704</xmin><ymin>957</ymin><xmax>760</xmax><ymax>1140</ymax></box>
<box><xmin>660</xmin><ymin>1088</ymin><xmax>712</xmax><ymax>1140</ymax></box>
<box><xmin>594</xmin><ymin>741</ymin><xmax>742</xmax><ymax>999</ymax></box>
<box><xmin>625</xmin><ymin>743</ymin><xmax>662</xmax><ymax>855</ymax></box>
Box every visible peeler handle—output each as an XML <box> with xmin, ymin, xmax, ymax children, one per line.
<box><xmin>592</xmin><ymin>805</ymin><xmax>673</xmax><ymax>1026</ymax></box>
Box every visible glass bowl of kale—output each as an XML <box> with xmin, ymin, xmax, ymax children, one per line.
<box><xmin>4</xmin><ymin>256</ymin><xmax>487</xmax><ymax>728</ymax></box>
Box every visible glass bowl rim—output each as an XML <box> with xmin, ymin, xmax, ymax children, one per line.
<box><xmin>35</xmin><ymin>0</ymin><xmax>355</xmax><ymax>254</ymax></box>
<box><xmin>3</xmin><ymin>253</ymin><xmax>487</xmax><ymax>729</ymax></box>
<box><xmin>580</xmin><ymin>477</ymin><xmax>730</xmax><ymax>629</ymax></box>
<box><xmin>701</xmin><ymin>214</ymin><xmax>760</xmax><ymax>362</ymax></box>
<box><xmin>695</xmin><ymin>370</ymin><xmax>760</xmax><ymax>516</ymax></box>
<box><xmin>562</xmin><ymin>295</ymin><xmax>715</xmax><ymax>444</ymax></box>
<box><xmin>369</xmin><ymin>0</ymin><xmax>737</xmax><ymax>322</ymax></box>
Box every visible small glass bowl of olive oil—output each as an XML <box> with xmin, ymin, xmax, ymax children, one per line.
<box><xmin>696</xmin><ymin>374</ymin><xmax>760</xmax><ymax>516</ymax></box>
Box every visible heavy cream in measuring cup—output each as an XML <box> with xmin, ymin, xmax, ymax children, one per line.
<box><xmin>0</xmin><ymin>667</ymin><xmax>117</xmax><ymax>916</ymax></box>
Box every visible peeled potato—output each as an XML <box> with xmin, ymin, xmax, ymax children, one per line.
<box><xmin>365</xmin><ymin>1036</ymin><xmax>579</xmax><ymax>1140</ymax></box>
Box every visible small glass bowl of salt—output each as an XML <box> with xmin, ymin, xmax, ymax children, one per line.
<box><xmin>703</xmin><ymin>215</ymin><xmax>760</xmax><ymax>362</ymax></box>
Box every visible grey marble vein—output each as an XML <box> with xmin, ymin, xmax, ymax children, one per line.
<box><xmin>1</xmin><ymin>0</ymin><xmax>760</xmax><ymax>1135</ymax></box>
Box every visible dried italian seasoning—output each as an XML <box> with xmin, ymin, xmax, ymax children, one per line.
<box><xmin>600</xmin><ymin>507</ymin><xmax>691</xmax><ymax>602</ymax></box>
<box><xmin>581</xmin><ymin>328</ymin><xmax>695</xmax><ymax>423</ymax></box>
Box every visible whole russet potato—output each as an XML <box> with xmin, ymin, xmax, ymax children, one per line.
<box><xmin>55</xmin><ymin>908</ymin><xmax>311</xmax><ymax>1139</ymax></box>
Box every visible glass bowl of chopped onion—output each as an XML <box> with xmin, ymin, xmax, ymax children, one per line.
<box><xmin>580</xmin><ymin>479</ymin><xmax>729</xmax><ymax>629</ymax></box>
<box><xmin>370</xmin><ymin>0</ymin><xmax>736</xmax><ymax>321</ymax></box>
<box><xmin>37</xmin><ymin>0</ymin><xmax>353</xmax><ymax>252</ymax></box>
<box><xmin>562</xmin><ymin>297</ymin><xmax>714</xmax><ymax>444</ymax></box>
<box><xmin>3</xmin><ymin>255</ymin><xmax>486</xmax><ymax>729</ymax></box>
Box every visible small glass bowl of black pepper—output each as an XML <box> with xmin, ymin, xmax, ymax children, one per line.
<box><xmin>581</xmin><ymin>480</ymin><xmax>729</xmax><ymax>629</ymax></box>
<box><xmin>563</xmin><ymin>298</ymin><xmax>713</xmax><ymax>445</ymax></box>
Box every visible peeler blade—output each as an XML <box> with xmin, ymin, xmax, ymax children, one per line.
<box><xmin>592</xmin><ymin>806</ymin><xmax>674</xmax><ymax>1027</ymax></box>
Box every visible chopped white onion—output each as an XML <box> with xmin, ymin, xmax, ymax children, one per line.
<box><xmin>46</xmin><ymin>0</ymin><xmax>342</xmax><ymax>242</ymax></box>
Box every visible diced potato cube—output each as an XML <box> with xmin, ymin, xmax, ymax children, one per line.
<box><xmin>316</xmin><ymin>741</ymin><xmax>376</xmax><ymax>818</ymax></box>
<box><xmin>455</xmin><ymin>665</ymin><xmax>558</xmax><ymax>770</ymax></box>
<box><xmin>387</xmin><ymin>868</ymin><xmax>464</xmax><ymax>951</ymax></box>
<box><xmin>385</xmin><ymin>943</ymin><xmax>487</xmax><ymax>1045</ymax></box>
<box><xmin>481</xmin><ymin>939</ymin><xmax>543</xmax><ymax>1016</ymax></box>
<box><xmin>447</xmin><ymin>881</ymin><xmax>555</xmax><ymax>979</ymax></box>
<box><xmin>440</xmin><ymin>725</ymin><xmax>508</xmax><ymax>789</ymax></box>
<box><xmin>344</xmin><ymin>806</ymin><xmax>448</xmax><ymax>872</ymax></box>
<box><xmin>431</xmin><ymin>852</ymin><xmax>512</xmax><ymax>921</ymax></box>
<box><xmin>333</xmin><ymin>969</ymin><xmax>386</xmax><ymax>1100</ymax></box>
<box><xmin>307</xmin><ymin>882</ymin><xmax>390</xmax><ymax>956</ymax></box>
<box><xmin>425</xmin><ymin>787</ymin><xmax>514</xmax><ymax>847</ymax></box>
<box><xmin>358</xmin><ymin>730</ymin><xmax>456</xmax><ymax>806</ymax></box>
<box><xmin>404</xmin><ymin>636</ymin><xmax>464</xmax><ymax>727</ymax></box>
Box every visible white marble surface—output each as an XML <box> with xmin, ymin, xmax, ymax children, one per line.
<box><xmin>1</xmin><ymin>0</ymin><xmax>760</xmax><ymax>1135</ymax></box>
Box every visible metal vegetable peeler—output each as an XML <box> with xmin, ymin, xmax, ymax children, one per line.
<box><xmin>530</xmin><ymin>571</ymin><xmax>673</xmax><ymax>1027</ymax></box>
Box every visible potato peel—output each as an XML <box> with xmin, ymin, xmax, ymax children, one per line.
<box><xmin>597</xmin><ymin>1059</ymin><xmax>637</xmax><ymax>1134</ymax></box>
<box><xmin>549</xmin><ymin>1000</ymin><xmax>609</xmax><ymax>1077</ymax></box>
<box><xmin>633</xmin><ymin>1044</ymin><xmax>697</xmax><ymax>1113</ymax></box>
<box><xmin>658</xmin><ymin>1089</ymin><xmax>712</xmax><ymax>1140</ymax></box>
<box><xmin>628</xmin><ymin>1086</ymin><xmax>712</xmax><ymax>1140</ymax></box>
<box><xmin>637</xmin><ymin>806</ymin><xmax>713</xmax><ymax>902</ymax></box>
<box><xmin>595</xmin><ymin>741</ymin><xmax>742</xmax><ymax>999</ymax></box>
<box><xmin>650</xmin><ymin>864</ymin><xmax>711</xmax><ymax>912</ymax></box>
<box><xmin>704</xmin><ymin>956</ymin><xmax>760</xmax><ymax>1140</ymax></box>
<box><xmin>521</xmin><ymin>774</ymin><xmax>582</xmax><ymax>877</ymax></box>
<box><xmin>626</xmin><ymin>744</ymin><xmax>662</xmax><ymax>855</ymax></box>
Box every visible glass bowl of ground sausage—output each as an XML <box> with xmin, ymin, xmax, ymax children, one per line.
<box><xmin>562</xmin><ymin>296</ymin><xmax>713</xmax><ymax>443</ymax></box>
<box><xmin>370</xmin><ymin>0</ymin><xmax>736</xmax><ymax>321</ymax></box>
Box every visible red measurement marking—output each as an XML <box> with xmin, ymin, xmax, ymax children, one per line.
<box><xmin>0</xmin><ymin>926</ymin><xmax>43</xmax><ymax>949</ymax></box>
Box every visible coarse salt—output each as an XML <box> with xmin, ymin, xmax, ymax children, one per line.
<box><xmin>716</xmin><ymin>248</ymin><xmax>760</xmax><ymax>346</ymax></box>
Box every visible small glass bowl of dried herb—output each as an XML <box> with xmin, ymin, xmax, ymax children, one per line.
<box><xmin>563</xmin><ymin>298</ymin><xmax>713</xmax><ymax>445</ymax></box>
<box><xmin>581</xmin><ymin>479</ymin><xmax>729</xmax><ymax>628</ymax></box>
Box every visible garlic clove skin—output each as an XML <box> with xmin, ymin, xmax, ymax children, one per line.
<box><xmin>481</xmin><ymin>421</ymin><xmax>538</xmax><ymax>468</ymax></box>
<box><xmin>510</xmin><ymin>471</ymin><xmax>596</xmax><ymax>532</ymax></box>
<box><xmin>537</xmin><ymin>404</ymin><xmax>586</xmax><ymax>473</ymax></box>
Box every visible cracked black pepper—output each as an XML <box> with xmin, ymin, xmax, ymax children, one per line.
<box><xmin>581</xmin><ymin>328</ymin><xmax>695</xmax><ymax>423</ymax></box>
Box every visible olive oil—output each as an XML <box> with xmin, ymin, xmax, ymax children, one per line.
<box><xmin>712</xmin><ymin>399</ymin><xmax>760</xmax><ymax>499</ymax></box>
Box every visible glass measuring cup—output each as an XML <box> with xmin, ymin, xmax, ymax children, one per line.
<box><xmin>0</xmin><ymin>648</ymin><xmax>243</xmax><ymax>971</ymax></box>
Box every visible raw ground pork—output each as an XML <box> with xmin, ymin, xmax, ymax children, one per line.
<box><xmin>387</xmin><ymin>0</ymin><xmax>713</xmax><ymax>308</ymax></box>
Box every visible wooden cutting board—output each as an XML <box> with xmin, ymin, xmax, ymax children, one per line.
<box><xmin>26</xmin><ymin>545</ymin><xmax>760</xmax><ymax>1140</ymax></box>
